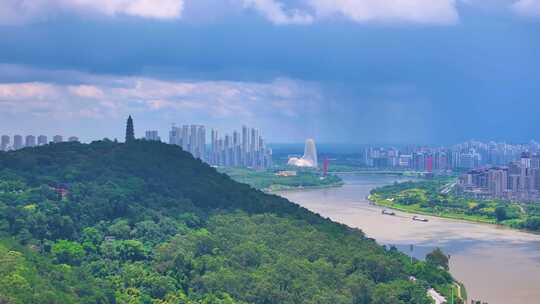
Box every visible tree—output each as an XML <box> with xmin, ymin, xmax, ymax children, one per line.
<box><xmin>51</xmin><ymin>240</ymin><xmax>85</xmax><ymax>265</ymax></box>
<box><xmin>117</xmin><ymin>240</ymin><xmax>147</xmax><ymax>261</ymax></box>
<box><xmin>0</xmin><ymin>139</ymin><xmax>459</xmax><ymax>304</ymax></box>
<box><xmin>125</xmin><ymin>115</ymin><xmax>135</xmax><ymax>143</ymax></box>
<box><xmin>495</xmin><ymin>206</ymin><xmax>507</xmax><ymax>222</ymax></box>
<box><xmin>426</xmin><ymin>248</ymin><xmax>449</xmax><ymax>271</ymax></box>
<box><xmin>109</xmin><ymin>220</ymin><xmax>132</xmax><ymax>239</ymax></box>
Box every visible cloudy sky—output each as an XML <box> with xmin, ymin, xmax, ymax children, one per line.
<box><xmin>1</xmin><ymin>0</ymin><xmax>539</xmax><ymax>144</ymax></box>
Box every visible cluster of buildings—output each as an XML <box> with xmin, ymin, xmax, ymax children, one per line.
<box><xmin>167</xmin><ymin>125</ymin><xmax>208</xmax><ymax>161</ymax></box>
<box><xmin>144</xmin><ymin>125</ymin><xmax>273</xmax><ymax>169</ymax></box>
<box><xmin>1</xmin><ymin>135</ymin><xmax>79</xmax><ymax>151</ymax></box>
<box><xmin>363</xmin><ymin>140</ymin><xmax>540</xmax><ymax>173</ymax></box>
<box><xmin>458</xmin><ymin>152</ymin><xmax>540</xmax><ymax>202</ymax></box>
<box><xmin>208</xmin><ymin>126</ymin><xmax>272</xmax><ymax>169</ymax></box>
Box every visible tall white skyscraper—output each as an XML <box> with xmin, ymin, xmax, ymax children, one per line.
<box><xmin>197</xmin><ymin>125</ymin><xmax>206</xmax><ymax>161</ymax></box>
<box><xmin>211</xmin><ymin>129</ymin><xmax>219</xmax><ymax>164</ymax></box>
<box><xmin>242</xmin><ymin>126</ymin><xmax>249</xmax><ymax>165</ymax></box>
<box><xmin>189</xmin><ymin>125</ymin><xmax>197</xmax><ymax>154</ymax></box>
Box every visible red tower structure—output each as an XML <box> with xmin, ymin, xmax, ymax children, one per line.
<box><xmin>323</xmin><ymin>158</ymin><xmax>329</xmax><ymax>177</ymax></box>
<box><xmin>426</xmin><ymin>156</ymin><xmax>433</xmax><ymax>173</ymax></box>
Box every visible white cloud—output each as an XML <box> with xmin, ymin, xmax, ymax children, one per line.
<box><xmin>0</xmin><ymin>68</ymin><xmax>322</xmax><ymax>122</ymax></box>
<box><xmin>0</xmin><ymin>0</ymin><xmax>184</xmax><ymax>25</ymax></box>
<box><xmin>0</xmin><ymin>82</ymin><xmax>58</xmax><ymax>100</ymax></box>
<box><xmin>63</xmin><ymin>0</ymin><xmax>184</xmax><ymax>19</ymax></box>
<box><xmin>241</xmin><ymin>0</ymin><xmax>460</xmax><ymax>25</ymax></box>
<box><xmin>308</xmin><ymin>0</ymin><xmax>459</xmax><ymax>25</ymax></box>
<box><xmin>1</xmin><ymin>0</ymin><xmax>539</xmax><ymax>26</ymax></box>
<box><xmin>242</xmin><ymin>0</ymin><xmax>314</xmax><ymax>24</ymax></box>
<box><xmin>68</xmin><ymin>85</ymin><xmax>104</xmax><ymax>98</ymax></box>
<box><xmin>512</xmin><ymin>0</ymin><xmax>540</xmax><ymax>17</ymax></box>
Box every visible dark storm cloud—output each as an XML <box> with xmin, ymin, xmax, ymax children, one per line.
<box><xmin>0</xmin><ymin>1</ymin><xmax>539</xmax><ymax>144</ymax></box>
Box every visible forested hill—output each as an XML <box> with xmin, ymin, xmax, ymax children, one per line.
<box><xmin>0</xmin><ymin>140</ymin><xmax>456</xmax><ymax>304</ymax></box>
<box><xmin>0</xmin><ymin>139</ymin><xmax>330</xmax><ymax>230</ymax></box>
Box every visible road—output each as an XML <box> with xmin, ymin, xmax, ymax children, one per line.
<box><xmin>428</xmin><ymin>288</ymin><xmax>447</xmax><ymax>304</ymax></box>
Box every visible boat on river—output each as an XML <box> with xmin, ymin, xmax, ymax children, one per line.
<box><xmin>382</xmin><ymin>209</ymin><xmax>396</xmax><ymax>216</ymax></box>
<box><xmin>412</xmin><ymin>216</ymin><xmax>429</xmax><ymax>222</ymax></box>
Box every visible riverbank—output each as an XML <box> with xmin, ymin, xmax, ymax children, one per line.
<box><xmin>264</xmin><ymin>180</ymin><xmax>345</xmax><ymax>192</ymax></box>
<box><xmin>330</xmin><ymin>170</ymin><xmax>424</xmax><ymax>176</ymax></box>
<box><xmin>276</xmin><ymin>173</ymin><xmax>540</xmax><ymax>304</ymax></box>
<box><xmin>368</xmin><ymin>178</ymin><xmax>540</xmax><ymax>234</ymax></box>
<box><xmin>218</xmin><ymin>167</ymin><xmax>344</xmax><ymax>191</ymax></box>
<box><xmin>370</xmin><ymin>194</ymin><xmax>540</xmax><ymax>238</ymax></box>
<box><xmin>369</xmin><ymin>193</ymin><xmax>497</xmax><ymax>224</ymax></box>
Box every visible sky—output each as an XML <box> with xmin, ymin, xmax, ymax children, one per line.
<box><xmin>0</xmin><ymin>0</ymin><xmax>539</xmax><ymax>145</ymax></box>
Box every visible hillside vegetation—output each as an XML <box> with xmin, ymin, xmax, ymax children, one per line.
<box><xmin>0</xmin><ymin>140</ymin><xmax>455</xmax><ymax>303</ymax></box>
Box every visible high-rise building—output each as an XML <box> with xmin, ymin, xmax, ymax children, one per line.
<box><xmin>224</xmin><ymin>134</ymin><xmax>231</xmax><ymax>166</ymax></box>
<box><xmin>531</xmin><ymin>154</ymin><xmax>540</xmax><ymax>169</ymax></box>
<box><xmin>534</xmin><ymin>169</ymin><xmax>540</xmax><ymax>191</ymax></box>
<box><xmin>13</xmin><ymin>135</ymin><xmax>23</xmax><ymax>150</ymax></box>
<box><xmin>189</xmin><ymin>125</ymin><xmax>197</xmax><ymax>154</ymax></box>
<box><xmin>25</xmin><ymin>135</ymin><xmax>36</xmax><ymax>148</ymax></box>
<box><xmin>232</xmin><ymin>131</ymin><xmax>240</xmax><ymax>166</ymax></box>
<box><xmin>53</xmin><ymin>135</ymin><xmax>63</xmax><ymax>143</ymax></box>
<box><xmin>197</xmin><ymin>126</ymin><xmax>206</xmax><ymax>161</ymax></box>
<box><xmin>169</xmin><ymin>125</ymin><xmax>181</xmax><ymax>146</ymax></box>
<box><xmin>521</xmin><ymin>152</ymin><xmax>532</xmax><ymax>169</ymax></box>
<box><xmin>250</xmin><ymin>128</ymin><xmax>258</xmax><ymax>153</ymax></box>
<box><xmin>37</xmin><ymin>135</ymin><xmax>48</xmax><ymax>146</ymax></box>
<box><xmin>459</xmin><ymin>153</ymin><xmax>475</xmax><ymax>169</ymax></box>
<box><xmin>241</xmin><ymin>126</ymin><xmax>249</xmax><ymax>166</ymax></box>
<box><xmin>181</xmin><ymin>125</ymin><xmax>189</xmax><ymax>150</ymax></box>
<box><xmin>1</xmin><ymin>135</ymin><xmax>10</xmax><ymax>151</ymax></box>
<box><xmin>145</xmin><ymin>130</ymin><xmax>161</xmax><ymax>141</ymax></box>
<box><xmin>166</xmin><ymin>123</ymin><xmax>271</xmax><ymax>169</ymax></box>
<box><xmin>426</xmin><ymin>155</ymin><xmax>433</xmax><ymax>173</ymax></box>
<box><xmin>68</xmin><ymin>136</ymin><xmax>79</xmax><ymax>142</ymax></box>
<box><xmin>488</xmin><ymin>168</ymin><xmax>508</xmax><ymax>198</ymax></box>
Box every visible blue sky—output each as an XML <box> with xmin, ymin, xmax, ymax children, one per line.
<box><xmin>0</xmin><ymin>0</ymin><xmax>539</xmax><ymax>144</ymax></box>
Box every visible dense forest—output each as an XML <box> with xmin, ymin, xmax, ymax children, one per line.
<box><xmin>0</xmin><ymin>140</ymin><xmax>456</xmax><ymax>303</ymax></box>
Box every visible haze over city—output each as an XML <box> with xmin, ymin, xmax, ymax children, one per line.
<box><xmin>1</xmin><ymin>0</ymin><xmax>539</xmax><ymax>144</ymax></box>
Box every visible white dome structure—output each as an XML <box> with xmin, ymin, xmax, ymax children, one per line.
<box><xmin>288</xmin><ymin>139</ymin><xmax>318</xmax><ymax>168</ymax></box>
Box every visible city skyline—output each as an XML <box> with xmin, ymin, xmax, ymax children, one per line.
<box><xmin>459</xmin><ymin>152</ymin><xmax>540</xmax><ymax>203</ymax></box>
<box><xmin>145</xmin><ymin>123</ymin><xmax>273</xmax><ymax>169</ymax></box>
<box><xmin>3</xmin><ymin>127</ymin><xmax>540</xmax><ymax>148</ymax></box>
<box><xmin>0</xmin><ymin>134</ymin><xmax>80</xmax><ymax>151</ymax></box>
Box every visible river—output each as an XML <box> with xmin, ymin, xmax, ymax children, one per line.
<box><xmin>276</xmin><ymin>174</ymin><xmax>540</xmax><ymax>304</ymax></box>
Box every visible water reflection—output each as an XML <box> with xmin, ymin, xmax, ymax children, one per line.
<box><xmin>276</xmin><ymin>174</ymin><xmax>540</xmax><ymax>304</ymax></box>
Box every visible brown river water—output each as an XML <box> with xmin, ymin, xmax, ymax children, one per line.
<box><xmin>276</xmin><ymin>174</ymin><xmax>540</xmax><ymax>304</ymax></box>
